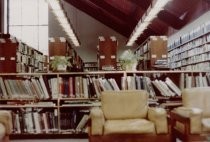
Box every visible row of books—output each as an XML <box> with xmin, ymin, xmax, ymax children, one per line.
<box><xmin>0</xmin><ymin>76</ymin><xmax>49</xmax><ymax>100</ymax></box>
<box><xmin>12</xmin><ymin>109</ymin><xmax>58</xmax><ymax>134</ymax></box>
<box><xmin>50</xmin><ymin>76</ymin><xmax>120</xmax><ymax>99</ymax></box>
<box><xmin>170</xmin><ymin>53</ymin><xmax>210</xmax><ymax>69</ymax></box>
<box><xmin>180</xmin><ymin>62</ymin><xmax>210</xmax><ymax>70</ymax></box>
<box><xmin>168</xmin><ymin>36</ymin><xmax>207</xmax><ymax>59</ymax></box>
<box><xmin>168</xmin><ymin>20</ymin><xmax>210</xmax><ymax>50</ymax></box>
<box><xmin>4</xmin><ymin>73</ymin><xmax>209</xmax><ymax>100</ymax></box>
<box><xmin>179</xmin><ymin>73</ymin><xmax>210</xmax><ymax>90</ymax></box>
<box><xmin>0</xmin><ymin>75</ymin><xmax>184</xmax><ymax>99</ymax></box>
<box><xmin>11</xmin><ymin>108</ymin><xmax>90</xmax><ymax>134</ymax></box>
<box><xmin>60</xmin><ymin>110</ymin><xmax>89</xmax><ymax>133</ymax></box>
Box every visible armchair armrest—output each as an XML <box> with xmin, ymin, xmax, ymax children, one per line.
<box><xmin>148</xmin><ymin>107</ymin><xmax>168</xmax><ymax>134</ymax></box>
<box><xmin>0</xmin><ymin>111</ymin><xmax>12</xmax><ymax>135</ymax></box>
<box><xmin>90</xmin><ymin>107</ymin><xmax>105</xmax><ymax>135</ymax></box>
<box><xmin>171</xmin><ymin>107</ymin><xmax>202</xmax><ymax>134</ymax></box>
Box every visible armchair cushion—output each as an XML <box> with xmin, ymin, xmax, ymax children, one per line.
<box><xmin>101</xmin><ymin>90</ymin><xmax>148</xmax><ymax>120</ymax></box>
<box><xmin>148</xmin><ymin>107</ymin><xmax>168</xmax><ymax>134</ymax></box>
<box><xmin>0</xmin><ymin>123</ymin><xmax>6</xmax><ymax>140</ymax></box>
<box><xmin>0</xmin><ymin>111</ymin><xmax>12</xmax><ymax>135</ymax></box>
<box><xmin>174</xmin><ymin>107</ymin><xmax>202</xmax><ymax>133</ymax></box>
<box><xmin>104</xmin><ymin>119</ymin><xmax>155</xmax><ymax>135</ymax></box>
<box><xmin>90</xmin><ymin>107</ymin><xmax>105</xmax><ymax>135</ymax></box>
<box><xmin>182</xmin><ymin>87</ymin><xmax>210</xmax><ymax>117</ymax></box>
<box><xmin>202</xmin><ymin>118</ymin><xmax>210</xmax><ymax>132</ymax></box>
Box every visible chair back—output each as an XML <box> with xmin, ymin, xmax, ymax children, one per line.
<box><xmin>182</xmin><ymin>87</ymin><xmax>210</xmax><ymax>117</ymax></box>
<box><xmin>101</xmin><ymin>90</ymin><xmax>148</xmax><ymax>120</ymax></box>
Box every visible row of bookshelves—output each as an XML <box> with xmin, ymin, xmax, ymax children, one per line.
<box><xmin>0</xmin><ymin>36</ymin><xmax>47</xmax><ymax>73</ymax></box>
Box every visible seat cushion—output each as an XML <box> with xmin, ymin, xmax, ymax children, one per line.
<box><xmin>202</xmin><ymin>118</ymin><xmax>210</xmax><ymax>132</ymax></box>
<box><xmin>104</xmin><ymin>119</ymin><xmax>155</xmax><ymax>135</ymax></box>
<box><xmin>101</xmin><ymin>90</ymin><xmax>148</xmax><ymax>120</ymax></box>
<box><xmin>0</xmin><ymin>123</ymin><xmax>6</xmax><ymax>140</ymax></box>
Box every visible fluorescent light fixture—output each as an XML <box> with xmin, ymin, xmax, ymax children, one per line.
<box><xmin>126</xmin><ymin>0</ymin><xmax>171</xmax><ymax>46</ymax></box>
<box><xmin>47</xmin><ymin>0</ymin><xmax>80</xmax><ymax>47</ymax></box>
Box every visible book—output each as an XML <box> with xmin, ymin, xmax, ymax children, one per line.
<box><xmin>39</xmin><ymin>76</ymin><xmax>50</xmax><ymax>99</ymax></box>
<box><xmin>0</xmin><ymin>77</ymin><xmax>8</xmax><ymax>99</ymax></box>
<box><xmin>76</xmin><ymin>114</ymin><xmax>89</xmax><ymax>131</ymax></box>
<box><xmin>165</xmin><ymin>77</ymin><xmax>181</xmax><ymax>96</ymax></box>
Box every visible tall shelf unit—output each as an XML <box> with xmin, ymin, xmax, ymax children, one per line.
<box><xmin>168</xmin><ymin>20</ymin><xmax>210</xmax><ymax>70</ymax></box>
<box><xmin>135</xmin><ymin>36</ymin><xmax>168</xmax><ymax>70</ymax></box>
<box><xmin>0</xmin><ymin>37</ymin><xmax>47</xmax><ymax>73</ymax></box>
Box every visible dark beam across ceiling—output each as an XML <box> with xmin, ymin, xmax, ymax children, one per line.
<box><xmin>87</xmin><ymin>0</ymin><xmax>137</xmax><ymax>27</ymax></box>
<box><xmin>64</xmin><ymin>0</ymin><xmax>132</xmax><ymax>37</ymax></box>
<box><xmin>157</xmin><ymin>10</ymin><xmax>186</xmax><ymax>29</ymax></box>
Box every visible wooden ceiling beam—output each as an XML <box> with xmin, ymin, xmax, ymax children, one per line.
<box><xmin>157</xmin><ymin>10</ymin><xmax>186</xmax><ymax>29</ymax></box>
<box><xmin>64</xmin><ymin>0</ymin><xmax>132</xmax><ymax>37</ymax></box>
<box><xmin>129</xmin><ymin>0</ymin><xmax>152</xmax><ymax>10</ymax></box>
<box><xmin>87</xmin><ymin>0</ymin><xmax>137</xmax><ymax>27</ymax></box>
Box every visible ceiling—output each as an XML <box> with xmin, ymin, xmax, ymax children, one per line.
<box><xmin>64</xmin><ymin>0</ymin><xmax>210</xmax><ymax>44</ymax></box>
<box><xmin>47</xmin><ymin>0</ymin><xmax>210</xmax><ymax>62</ymax></box>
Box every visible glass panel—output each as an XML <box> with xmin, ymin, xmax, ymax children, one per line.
<box><xmin>38</xmin><ymin>0</ymin><xmax>48</xmax><ymax>25</ymax></box>
<box><xmin>22</xmin><ymin>0</ymin><xmax>38</xmax><ymax>25</ymax></box>
<box><xmin>9</xmin><ymin>26</ymin><xmax>22</xmax><ymax>40</ymax></box>
<box><xmin>38</xmin><ymin>26</ymin><xmax>49</xmax><ymax>55</ymax></box>
<box><xmin>22</xmin><ymin>26</ymin><xmax>38</xmax><ymax>49</ymax></box>
<box><xmin>9</xmin><ymin>0</ymin><xmax>21</xmax><ymax>25</ymax></box>
<box><xmin>8</xmin><ymin>0</ymin><xmax>48</xmax><ymax>53</ymax></box>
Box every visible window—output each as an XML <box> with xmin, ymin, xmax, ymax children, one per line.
<box><xmin>8</xmin><ymin>0</ymin><xmax>48</xmax><ymax>55</ymax></box>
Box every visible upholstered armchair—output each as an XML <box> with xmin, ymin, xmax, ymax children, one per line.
<box><xmin>171</xmin><ymin>87</ymin><xmax>210</xmax><ymax>142</ymax></box>
<box><xmin>0</xmin><ymin>111</ymin><xmax>12</xmax><ymax>142</ymax></box>
<box><xmin>89</xmin><ymin>90</ymin><xmax>170</xmax><ymax>142</ymax></box>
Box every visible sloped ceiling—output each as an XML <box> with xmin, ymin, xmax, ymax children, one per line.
<box><xmin>50</xmin><ymin>0</ymin><xmax>210</xmax><ymax>62</ymax></box>
<box><xmin>64</xmin><ymin>0</ymin><xmax>208</xmax><ymax>44</ymax></box>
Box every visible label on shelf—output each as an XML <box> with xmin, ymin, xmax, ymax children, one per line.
<box><xmin>151</xmin><ymin>54</ymin><xmax>157</xmax><ymax>58</ymax></box>
<box><xmin>100</xmin><ymin>55</ymin><xmax>105</xmax><ymax>59</ymax></box>
<box><xmin>0</xmin><ymin>57</ymin><xmax>5</xmax><ymax>60</ymax></box>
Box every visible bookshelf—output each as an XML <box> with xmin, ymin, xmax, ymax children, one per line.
<box><xmin>97</xmin><ymin>36</ymin><xmax>117</xmax><ymax>70</ymax></box>
<box><xmin>168</xmin><ymin>20</ymin><xmax>210</xmax><ymax>70</ymax></box>
<box><xmin>0</xmin><ymin>70</ymin><xmax>210</xmax><ymax>139</ymax></box>
<box><xmin>0</xmin><ymin>36</ymin><xmax>46</xmax><ymax>73</ymax></box>
<box><xmin>48</xmin><ymin>37</ymin><xmax>83</xmax><ymax>72</ymax></box>
<box><xmin>135</xmin><ymin>36</ymin><xmax>168</xmax><ymax>70</ymax></box>
<box><xmin>83</xmin><ymin>62</ymin><xmax>98</xmax><ymax>71</ymax></box>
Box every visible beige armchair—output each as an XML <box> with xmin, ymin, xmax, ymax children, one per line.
<box><xmin>171</xmin><ymin>87</ymin><xmax>210</xmax><ymax>142</ymax></box>
<box><xmin>0</xmin><ymin>111</ymin><xmax>12</xmax><ymax>142</ymax></box>
<box><xmin>89</xmin><ymin>90</ymin><xmax>170</xmax><ymax>142</ymax></box>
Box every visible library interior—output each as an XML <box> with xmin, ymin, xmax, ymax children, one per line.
<box><xmin>1</xmin><ymin>0</ymin><xmax>210</xmax><ymax>142</ymax></box>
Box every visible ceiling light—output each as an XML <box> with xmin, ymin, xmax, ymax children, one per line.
<box><xmin>47</xmin><ymin>0</ymin><xmax>80</xmax><ymax>47</ymax></box>
<box><xmin>126</xmin><ymin>0</ymin><xmax>171</xmax><ymax>46</ymax></box>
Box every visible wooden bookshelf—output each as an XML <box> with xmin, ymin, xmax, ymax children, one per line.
<box><xmin>168</xmin><ymin>20</ymin><xmax>210</xmax><ymax>70</ymax></box>
<box><xmin>0</xmin><ymin>70</ymin><xmax>209</xmax><ymax>139</ymax></box>
<box><xmin>0</xmin><ymin>35</ymin><xmax>46</xmax><ymax>73</ymax></box>
<box><xmin>97</xmin><ymin>36</ymin><xmax>117</xmax><ymax>70</ymax></box>
<box><xmin>135</xmin><ymin>36</ymin><xmax>168</xmax><ymax>70</ymax></box>
<box><xmin>48</xmin><ymin>37</ymin><xmax>83</xmax><ymax>72</ymax></box>
<box><xmin>83</xmin><ymin>62</ymin><xmax>98</xmax><ymax>71</ymax></box>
